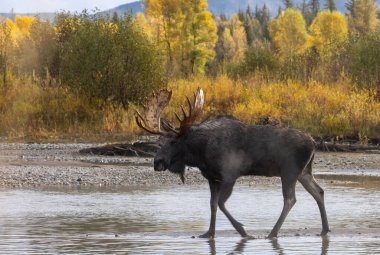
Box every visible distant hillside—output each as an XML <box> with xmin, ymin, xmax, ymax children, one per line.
<box><xmin>0</xmin><ymin>12</ymin><xmax>55</xmax><ymax>22</ymax></box>
<box><xmin>102</xmin><ymin>1</ymin><xmax>143</xmax><ymax>17</ymax></box>
<box><xmin>104</xmin><ymin>0</ymin><xmax>380</xmax><ymax>17</ymax></box>
<box><xmin>2</xmin><ymin>0</ymin><xmax>379</xmax><ymax>22</ymax></box>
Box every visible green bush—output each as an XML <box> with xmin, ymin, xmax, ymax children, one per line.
<box><xmin>59</xmin><ymin>12</ymin><xmax>166</xmax><ymax>109</ymax></box>
<box><xmin>350</xmin><ymin>30</ymin><xmax>380</xmax><ymax>93</ymax></box>
<box><xmin>227</xmin><ymin>44</ymin><xmax>278</xmax><ymax>78</ymax></box>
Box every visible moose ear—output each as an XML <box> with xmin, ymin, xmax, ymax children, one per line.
<box><xmin>160</xmin><ymin>118</ymin><xmax>178</xmax><ymax>134</ymax></box>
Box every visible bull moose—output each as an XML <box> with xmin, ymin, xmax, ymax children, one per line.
<box><xmin>135</xmin><ymin>88</ymin><xmax>330</xmax><ymax>239</ymax></box>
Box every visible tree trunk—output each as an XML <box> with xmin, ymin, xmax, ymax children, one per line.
<box><xmin>3</xmin><ymin>60</ymin><xmax>6</xmax><ymax>87</ymax></box>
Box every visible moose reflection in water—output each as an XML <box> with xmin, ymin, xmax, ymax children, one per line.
<box><xmin>207</xmin><ymin>236</ymin><xmax>330</xmax><ymax>255</ymax></box>
<box><xmin>135</xmin><ymin>88</ymin><xmax>330</xmax><ymax>239</ymax></box>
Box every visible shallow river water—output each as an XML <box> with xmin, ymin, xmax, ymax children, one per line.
<box><xmin>0</xmin><ymin>180</ymin><xmax>379</xmax><ymax>254</ymax></box>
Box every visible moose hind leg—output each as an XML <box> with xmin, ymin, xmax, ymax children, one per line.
<box><xmin>299</xmin><ymin>172</ymin><xmax>330</xmax><ymax>235</ymax></box>
<box><xmin>268</xmin><ymin>175</ymin><xmax>297</xmax><ymax>238</ymax></box>
<box><xmin>218</xmin><ymin>181</ymin><xmax>248</xmax><ymax>237</ymax></box>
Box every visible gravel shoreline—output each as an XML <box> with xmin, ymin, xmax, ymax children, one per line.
<box><xmin>0</xmin><ymin>143</ymin><xmax>379</xmax><ymax>188</ymax></box>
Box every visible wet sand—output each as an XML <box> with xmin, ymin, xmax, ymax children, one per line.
<box><xmin>0</xmin><ymin>143</ymin><xmax>379</xmax><ymax>187</ymax></box>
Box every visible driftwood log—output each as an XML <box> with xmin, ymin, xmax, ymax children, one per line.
<box><xmin>79</xmin><ymin>141</ymin><xmax>160</xmax><ymax>157</ymax></box>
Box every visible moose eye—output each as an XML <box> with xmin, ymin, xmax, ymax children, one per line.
<box><xmin>169</xmin><ymin>140</ymin><xmax>177</xmax><ymax>145</ymax></box>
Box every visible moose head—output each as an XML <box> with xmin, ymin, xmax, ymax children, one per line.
<box><xmin>135</xmin><ymin>88</ymin><xmax>204</xmax><ymax>183</ymax></box>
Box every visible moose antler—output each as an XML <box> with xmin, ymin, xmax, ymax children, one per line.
<box><xmin>175</xmin><ymin>87</ymin><xmax>204</xmax><ymax>135</ymax></box>
<box><xmin>135</xmin><ymin>89</ymin><xmax>172</xmax><ymax>135</ymax></box>
<box><xmin>135</xmin><ymin>88</ymin><xmax>205</xmax><ymax>136</ymax></box>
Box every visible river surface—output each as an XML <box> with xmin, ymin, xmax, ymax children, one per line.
<box><xmin>0</xmin><ymin>181</ymin><xmax>379</xmax><ymax>254</ymax></box>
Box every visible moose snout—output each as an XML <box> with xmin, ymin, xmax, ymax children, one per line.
<box><xmin>154</xmin><ymin>158</ymin><xmax>167</xmax><ymax>171</ymax></box>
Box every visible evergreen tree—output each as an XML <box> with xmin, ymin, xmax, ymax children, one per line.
<box><xmin>345</xmin><ymin>0</ymin><xmax>356</xmax><ymax>16</ymax></box>
<box><xmin>254</xmin><ymin>5</ymin><xmax>260</xmax><ymax>20</ymax></box>
<box><xmin>238</xmin><ymin>8</ymin><xmax>253</xmax><ymax>45</ymax></box>
<box><xmin>220</xmin><ymin>12</ymin><xmax>227</xmax><ymax>22</ymax></box>
<box><xmin>214</xmin><ymin>16</ymin><xmax>226</xmax><ymax>62</ymax></box>
<box><xmin>246</xmin><ymin>5</ymin><xmax>253</xmax><ymax>18</ymax></box>
<box><xmin>277</xmin><ymin>6</ymin><xmax>283</xmax><ymax>17</ymax></box>
<box><xmin>325</xmin><ymin>0</ymin><xmax>337</xmax><ymax>11</ymax></box>
<box><xmin>238</xmin><ymin>5</ymin><xmax>265</xmax><ymax>46</ymax></box>
<box><xmin>301</xmin><ymin>0</ymin><xmax>308</xmax><ymax>14</ymax></box>
<box><xmin>301</xmin><ymin>0</ymin><xmax>313</xmax><ymax>24</ymax></box>
<box><xmin>261</xmin><ymin>4</ymin><xmax>271</xmax><ymax>40</ymax></box>
<box><xmin>310</xmin><ymin>0</ymin><xmax>320</xmax><ymax>20</ymax></box>
<box><xmin>283</xmin><ymin>0</ymin><xmax>294</xmax><ymax>9</ymax></box>
<box><xmin>254</xmin><ymin>4</ymin><xmax>271</xmax><ymax>40</ymax></box>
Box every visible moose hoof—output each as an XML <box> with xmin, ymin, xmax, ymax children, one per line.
<box><xmin>244</xmin><ymin>234</ymin><xmax>256</xmax><ymax>240</ymax></box>
<box><xmin>320</xmin><ymin>229</ymin><xmax>331</xmax><ymax>236</ymax></box>
<box><xmin>199</xmin><ymin>231</ymin><xmax>214</xmax><ymax>239</ymax></box>
<box><xmin>267</xmin><ymin>233</ymin><xmax>277</xmax><ymax>239</ymax></box>
<box><xmin>237</xmin><ymin>230</ymin><xmax>249</xmax><ymax>238</ymax></box>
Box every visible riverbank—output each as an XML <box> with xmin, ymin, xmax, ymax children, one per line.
<box><xmin>0</xmin><ymin>143</ymin><xmax>379</xmax><ymax>188</ymax></box>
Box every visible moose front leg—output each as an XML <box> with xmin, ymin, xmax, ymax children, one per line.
<box><xmin>218</xmin><ymin>181</ymin><xmax>248</xmax><ymax>237</ymax></box>
<box><xmin>199</xmin><ymin>180</ymin><xmax>221</xmax><ymax>238</ymax></box>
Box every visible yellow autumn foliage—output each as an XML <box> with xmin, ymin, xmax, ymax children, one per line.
<box><xmin>145</xmin><ymin>0</ymin><xmax>217</xmax><ymax>76</ymax></box>
<box><xmin>162</xmin><ymin>76</ymin><xmax>380</xmax><ymax>139</ymax></box>
<box><xmin>0</xmin><ymin>16</ymin><xmax>36</xmax><ymax>48</ymax></box>
<box><xmin>0</xmin><ymin>78</ymin><xmax>137</xmax><ymax>141</ymax></box>
<box><xmin>269</xmin><ymin>9</ymin><xmax>309</xmax><ymax>58</ymax></box>
<box><xmin>0</xmin><ymin>75</ymin><xmax>378</xmax><ymax>141</ymax></box>
<box><xmin>14</xmin><ymin>16</ymin><xmax>35</xmax><ymax>38</ymax></box>
<box><xmin>309</xmin><ymin>11</ymin><xmax>348</xmax><ymax>58</ymax></box>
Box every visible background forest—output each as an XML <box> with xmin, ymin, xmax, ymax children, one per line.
<box><xmin>0</xmin><ymin>0</ymin><xmax>379</xmax><ymax>142</ymax></box>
